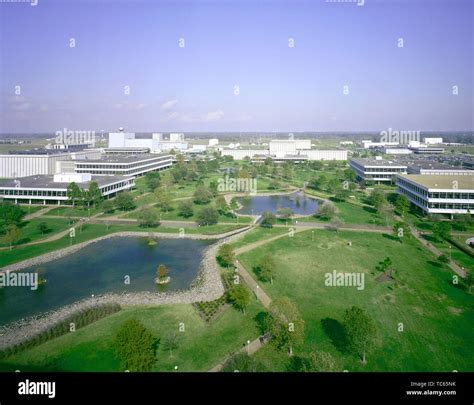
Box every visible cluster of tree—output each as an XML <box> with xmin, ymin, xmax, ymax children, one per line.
<box><xmin>66</xmin><ymin>181</ymin><xmax>102</xmax><ymax>208</ymax></box>
<box><xmin>314</xmin><ymin>200</ymin><xmax>337</xmax><ymax>220</ymax></box>
<box><xmin>196</xmin><ymin>206</ymin><xmax>219</xmax><ymax>226</ymax></box>
<box><xmin>217</xmin><ymin>244</ymin><xmax>235</xmax><ymax>268</ymax></box>
<box><xmin>137</xmin><ymin>207</ymin><xmax>160</xmax><ymax>227</ymax></box>
<box><xmin>288</xmin><ymin>350</ymin><xmax>337</xmax><ymax>372</ymax></box>
<box><xmin>0</xmin><ymin>202</ymin><xmax>25</xmax><ymax>249</ymax></box>
<box><xmin>114</xmin><ymin>192</ymin><xmax>136</xmax><ymax>211</ymax></box>
<box><xmin>113</xmin><ymin>318</ymin><xmax>157</xmax><ymax>371</ymax></box>
<box><xmin>260</xmin><ymin>211</ymin><xmax>276</xmax><ymax>228</ymax></box>
<box><xmin>227</xmin><ymin>284</ymin><xmax>252</xmax><ymax>315</ymax></box>
<box><xmin>221</xmin><ymin>353</ymin><xmax>265</xmax><ymax>372</ymax></box>
<box><xmin>255</xmin><ymin>254</ymin><xmax>276</xmax><ymax>284</ymax></box>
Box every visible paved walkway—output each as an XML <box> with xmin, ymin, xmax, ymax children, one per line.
<box><xmin>23</xmin><ymin>206</ymin><xmax>54</xmax><ymax>221</ymax></box>
<box><xmin>209</xmin><ymin>336</ymin><xmax>265</xmax><ymax>372</ymax></box>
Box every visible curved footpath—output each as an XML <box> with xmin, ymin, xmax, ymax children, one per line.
<box><xmin>0</xmin><ymin>226</ymin><xmax>252</xmax><ymax>350</ymax></box>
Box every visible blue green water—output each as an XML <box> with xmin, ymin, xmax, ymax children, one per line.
<box><xmin>236</xmin><ymin>192</ymin><xmax>320</xmax><ymax>215</ymax></box>
<box><xmin>0</xmin><ymin>237</ymin><xmax>212</xmax><ymax>326</ymax></box>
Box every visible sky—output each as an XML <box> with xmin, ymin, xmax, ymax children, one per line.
<box><xmin>0</xmin><ymin>0</ymin><xmax>472</xmax><ymax>133</ymax></box>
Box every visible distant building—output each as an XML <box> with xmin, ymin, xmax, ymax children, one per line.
<box><xmin>208</xmin><ymin>138</ymin><xmax>219</xmax><ymax>147</ymax></box>
<box><xmin>410</xmin><ymin>146</ymin><xmax>445</xmax><ymax>154</ymax></box>
<box><xmin>396</xmin><ymin>174</ymin><xmax>474</xmax><ymax>216</ymax></box>
<box><xmin>361</xmin><ymin>140</ymin><xmax>399</xmax><ymax>149</ymax></box>
<box><xmin>407</xmin><ymin>160</ymin><xmax>473</xmax><ymax>176</ymax></box>
<box><xmin>423</xmin><ymin>137</ymin><xmax>443</xmax><ymax>145</ymax></box>
<box><xmin>349</xmin><ymin>158</ymin><xmax>407</xmax><ymax>183</ymax></box>
<box><xmin>108</xmin><ymin>129</ymin><xmax>188</xmax><ymax>152</ymax></box>
<box><xmin>0</xmin><ymin>174</ymin><xmax>135</xmax><ymax>206</ymax></box>
<box><xmin>383</xmin><ymin>148</ymin><xmax>413</xmax><ymax>155</ymax></box>
<box><xmin>169</xmin><ymin>133</ymin><xmax>185</xmax><ymax>142</ymax></box>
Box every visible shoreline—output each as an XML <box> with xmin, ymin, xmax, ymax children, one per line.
<box><xmin>0</xmin><ymin>226</ymin><xmax>251</xmax><ymax>350</ymax></box>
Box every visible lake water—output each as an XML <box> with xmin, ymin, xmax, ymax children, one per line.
<box><xmin>0</xmin><ymin>237</ymin><xmax>212</xmax><ymax>326</ymax></box>
<box><xmin>236</xmin><ymin>192</ymin><xmax>320</xmax><ymax>216</ymax></box>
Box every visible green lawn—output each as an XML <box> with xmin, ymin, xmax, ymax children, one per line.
<box><xmin>46</xmin><ymin>206</ymin><xmax>102</xmax><ymax>218</ymax></box>
<box><xmin>422</xmin><ymin>234</ymin><xmax>473</xmax><ymax>271</ymax></box>
<box><xmin>0</xmin><ymin>300</ymin><xmax>264</xmax><ymax>372</ymax></box>
<box><xmin>0</xmin><ymin>218</ymin><xmax>71</xmax><ymax>248</ymax></box>
<box><xmin>237</xmin><ymin>229</ymin><xmax>474</xmax><ymax>371</ymax></box>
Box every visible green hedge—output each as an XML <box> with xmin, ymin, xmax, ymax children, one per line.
<box><xmin>0</xmin><ymin>303</ymin><xmax>121</xmax><ymax>359</ymax></box>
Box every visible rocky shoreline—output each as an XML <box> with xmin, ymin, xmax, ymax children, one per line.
<box><xmin>0</xmin><ymin>227</ymin><xmax>251</xmax><ymax>350</ymax></box>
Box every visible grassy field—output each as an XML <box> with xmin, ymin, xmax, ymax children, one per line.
<box><xmin>237</xmin><ymin>229</ymin><xmax>474</xmax><ymax>371</ymax></box>
<box><xmin>0</xmin><ymin>300</ymin><xmax>264</xmax><ymax>372</ymax></box>
<box><xmin>0</xmin><ymin>217</ymin><xmax>71</xmax><ymax>248</ymax></box>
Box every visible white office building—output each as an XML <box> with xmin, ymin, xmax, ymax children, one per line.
<box><xmin>209</xmin><ymin>138</ymin><xmax>219</xmax><ymax>147</ymax></box>
<box><xmin>423</xmin><ymin>137</ymin><xmax>443</xmax><ymax>145</ymax></box>
<box><xmin>0</xmin><ymin>149</ymin><xmax>102</xmax><ymax>178</ymax></box>
<box><xmin>108</xmin><ymin>130</ymin><xmax>188</xmax><ymax>152</ymax></box>
<box><xmin>349</xmin><ymin>158</ymin><xmax>408</xmax><ymax>183</ymax></box>
<box><xmin>396</xmin><ymin>174</ymin><xmax>474</xmax><ymax>216</ymax></box>
<box><xmin>0</xmin><ymin>173</ymin><xmax>135</xmax><ymax>206</ymax></box>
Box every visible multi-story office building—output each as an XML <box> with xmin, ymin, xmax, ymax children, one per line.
<box><xmin>0</xmin><ymin>149</ymin><xmax>102</xmax><ymax>178</ymax></box>
<box><xmin>407</xmin><ymin>161</ymin><xmax>473</xmax><ymax>176</ymax></box>
<box><xmin>349</xmin><ymin>158</ymin><xmax>407</xmax><ymax>183</ymax></box>
<box><xmin>0</xmin><ymin>173</ymin><xmax>135</xmax><ymax>206</ymax></box>
<box><xmin>396</xmin><ymin>174</ymin><xmax>474</xmax><ymax>216</ymax></box>
<box><xmin>108</xmin><ymin>130</ymin><xmax>188</xmax><ymax>152</ymax></box>
<box><xmin>57</xmin><ymin>154</ymin><xmax>173</xmax><ymax>177</ymax></box>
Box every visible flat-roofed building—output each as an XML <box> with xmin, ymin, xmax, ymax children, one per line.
<box><xmin>302</xmin><ymin>149</ymin><xmax>347</xmax><ymax>161</ymax></box>
<box><xmin>349</xmin><ymin>158</ymin><xmax>407</xmax><ymax>183</ymax></box>
<box><xmin>0</xmin><ymin>149</ymin><xmax>102</xmax><ymax>178</ymax></box>
<box><xmin>0</xmin><ymin>174</ymin><xmax>135</xmax><ymax>206</ymax></box>
<box><xmin>59</xmin><ymin>154</ymin><xmax>172</xmax><ymax>177</ymax></box>
<box><xmin>423</xmin><ymin>137</ymin><xmax>443</xmax><ymax>145</ymax></box>
<box><xmin>407</xmin><ymin>161</ymin><xmax>473</xmax><ymax>176</ymax></box>
<box><xmin>396</xmin><ymin>174</ymin><xmax>474</xmax><ymax>216</ymax></box>
<box><xmin>221</xmin><ymin>149</ymin><xmax>269</xmax><ymax>160</ymax></box>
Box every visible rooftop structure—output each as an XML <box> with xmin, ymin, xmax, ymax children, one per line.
<box><xmin>349</xmin><ymin>158</ymin><xmax>407</xmax><ymax>183</ymax></box>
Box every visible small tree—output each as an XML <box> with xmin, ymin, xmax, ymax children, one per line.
<box><xmin>101</xmin><ymin>199</ymin><xmax>115</xmax><ymax>214</ymax></box>
<box><xmin>217</xmin><ymin>244</ymin><xmax>235</xmax><ymax>268</ymax></box>
<box><xmin>157</xmin><ymin>264</ymin><xmax>168</xmax><ymax>280</ymax></box>
<box><xmin>316</xmin><ymin>200</ymin><xmax>336</xmax><ymax>220</ymax></box>
<box><xmin>432</xmin><ymin>222</ymin><xmax>451</xmax><ymax>241</ymax></box>
<box><xmin>328</xmin><ymin>216</ymin><xmax>343</xmax><ymax>232</ymax></box>
<box><xmin>66</xmin><ymin>182</ymin><xmax>82</xmax><ymax>207</ymax></box>
<box><xmin>260</xmin><ymin>211</ymin><xmax>276</xmax><ymax>228</ymax></box>
<box><xmin>115</xmin><ymin>192</ymin><xmax>136</xmax><ymax>211</ymax></box>
<box><xmin>395</xmin><ymin>195</ymin><xmax>410</xmax><ymax>217</ymax></box>
<box><xmin>2</xmin><ymin>224</ymin><xmax>21</xmax><ymax>250</ymax></box>
<box><xmin>145</xmin><ymin>172</ymin><xmax>161</xmax><ymax>191</ymax></box>
<box><xmin>196</xmin><ymin>206</ymin><xmax>219</xmax><ymax>226</ymax></box>
<box><xmin>162</xmin><ymin>331</ymin><xmax>180</xmax><ymax>358</ymax></box>
<box><xmin>222</xmin><ymin>353</ymin><xmax>263</xmax><ymax>372</ymax></box>
<box><xmin>138</xmin><ymin>207</ymin><xmax>159</xmax><ymax>227</ymax></box>
<box><xmin>277</xmin><ymin>208</ymin><xmax>294</xmax><ymax>222</ymax></box>
<box><xmin>215</xmin><ymin>195</ymin><xmax>229</xmax><ymax>215</ymax></box>
<box><xmin>342</xmin><ymin>306</ymin><xmax>377</xmax><ymax>364</ymax></box>
<box><xmin>464</xmin><ymin>271</ymin><xmax>473</xmax><ymax>294</ymax></box>
<box><xmin>177</xmin><ymin>200</ymin><xmax>194</xmax><ymax>218</ymax></box>
<box><xmin>437</xmin><ymin>254</ymin><xmax>450</xmax><ymax>264</ymax></box>
<box><xmin>113</xmin><ymin>319</ymin><xmax>156</xmax><ymax>371</ymax></box>
<box><xmin>37</xmin><ymin>222</ymin><xmax>50</xmax><ymax>235</ymax></box>
<box><xmin>193</xmin><ymin>186</ymin><xmax>213</xmax><ymax>204</ymax></box>
<box><xmin>155</xmin><ymin>187</ymin><xmax>173</xmax><ymax>213</ymax></box>
<box><xmin>87</xmin><ymin>181</ymin><xmax>102</xmax><ymax>207</ymax></box>
<box><xmin>257</xmin><ymin>254</ymin><xmax>276</xmax><ymax>284</ymax></box>
<box><xmin>227</xmin><ymin>284</ymin><xmax>252</xmax><ymax>315</ymax></box>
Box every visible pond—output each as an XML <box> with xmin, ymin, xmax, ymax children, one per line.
<box><xmin>0</xmin><ymin>237</ymin><xmax>212</xmax><ymax>326</ymax></box>
<box><xmin>236</xmin><ymin>192</ymin><xmax>320</xmax><ymax>216</ymax></box>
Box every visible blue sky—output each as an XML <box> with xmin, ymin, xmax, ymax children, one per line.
<box><xmin>0</xmin><ymin>0</ymin><xmax>472</xmax><ymax>133</ymax></box>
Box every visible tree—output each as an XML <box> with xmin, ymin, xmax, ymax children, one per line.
<box><xmin>369</xmin><ymin>189</ymin><xmax>386</xmax><ymax>211</ymax></box>
<box><xmin>37</xmin><ymin>222</ymin><xmax>50</xmax><ymax>235</ymax></box>
<box><xmin>392</xmin><ymin>221</ymin><xmax>409</xmax><ymax>241</ymax></box>
<box><xmin>145</xmin><ymin>172</ymin><xmax>161</xmax><ymax>191</ymax></box>
<box><xmin>222</xmin><ymin>353</ymin><xmax>264</xmax><ymax>372</ymax></box>
<box><xmin>115</xmin><ymin>192</ymin><xmax>136</xmax><ymax>211</ymax></box>
<box><xmin>193</xmin><ymin>186</ymin><xmax>213</xmax><ymax>204</ymax></box>
<box><xmin>268</xmin><ymin>297</ymin><xmax>305</xmax><ymax>356</ymax></box>
<box><xmin>334</xmin><ymin>187</ymin><xmax>350</xmax><ymax>202</ymax></box>
<box><xmin>432</xmin><ymin>222</ymin><xmax>451</xmax><ymax>241</ymax></box>
<box><xmin>157</xmin><ymin>264</ymin><xmax>168</xmax><ymax>280</ymax></box>
<box><xmin>260</xmin><ymin>211</ymin><xmax>276</xmax><ymax>228</ymax></box>
<box><xmin>177</xmin><ymin>199</ymin><xmax>194</xmax><ymax>218</ymax></box>
<box><xmin>2</xmin><ymin>224</ymin><xmax>21</xmax><ymax>250</ymax></box>
<box><xmin>217</xmin><ymin>244</ymin><xmax>235</xmax><ymax>268</ymax></box>
<box><xmin>101</xmin><ymin>199</ymin><xmax>115</xmax><ymax>213</ymax></box>
<box><xmin>257</xmin><ymin>254</ymin><xmax>276</xmax><ymax>284</ymax></box>
<box><xmin>138</xmin><ymin>207</ymin><xmax>159</xmax><ymax>227</ymax></box>
<box><xmin>316</xmin><ymin>200</ymin><xmax>336</xmax><ymax>220</ymax></box>
<box><xmin>395</xmin><ymin>195</ymin><xmax>410</xmax><ymax>217</ymax></box>
<box><xmin>289</xmin><ymin>351</ymin><xmax>337</xmax><ymax>372</ymax></box>
<box><xmin>155</xmin><ymin>187</ymin><xmax>173</xmax><ymax>213</ymax></box>
<box><xmin>0</xmin><ymin>202</ymin><xmax>25</xmax><ymax>233</ymax></box>
<box><xmin>342</xmin><ymin>306</ymin><xmax>377</xmax><ymax>364</ymax></box>
<box><xmin>86</xmin><ymin>181</ymin><xmax>102</xmax><ymax>207</ymax></box>
<box><xmin>227</xmin><ymin>284</ymin><xmax>252</xmax><ymax>315</ymax></box>
<box><xmin>162</xmin><ymin>331</ymin><xmax>180</xmax><ymax>358</ymax></box>
<box><xmin>437</xmin><ymin>254</ymin><xmax>450</xmax><ymax>264</ymax></box>
<box><xmin>196</xmin><ymin>206</ymin><xmax>219</xmax><ymax>226</ymax></box>
<box><xmin>277</xmin><ymin>208</ymin><xmax>294</xmax><ymax>221</ymax></box>
<box><xmin>113</xmin><ymin>318</ymin><xmax>157</xmax><ymax>371</ymax></box>
<box><xmin>377</xmin><ymin>257</ymin><xmax>393</xmax><ymax>274</ymax></box>
<box><xmin>328</xmin><ymin>216</ymin><xmax>343</xmax><ymax>232</ymax></box>
<box><xmin>215</xmin><ymin>195</ymin><xmax>230</xmax><ymax>215</ymax></box>
<box><xmin>66</xmin><ymin>182</ymin><xmax>82</xmax><ymax>207</ymax></box>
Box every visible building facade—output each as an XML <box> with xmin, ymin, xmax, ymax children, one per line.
<box><xmin>396</xmin><ymin>174</ymin><xmax>474</xmax><ymax>215</ymax></box>
<box><xmin>349</xmin><ymin>158</ymin><xmax>408</xmax><ymax>183</ymax></box>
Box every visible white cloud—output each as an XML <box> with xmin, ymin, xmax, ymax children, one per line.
<box><xmin>160</xmin><ymin>99</ymin><xmax>179</xmax><ymax>110</ymax></box>
<box><xmin>181</xmin><ymin>110</ymin><xmax>225</xmax><ymax>123</ymax></box>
